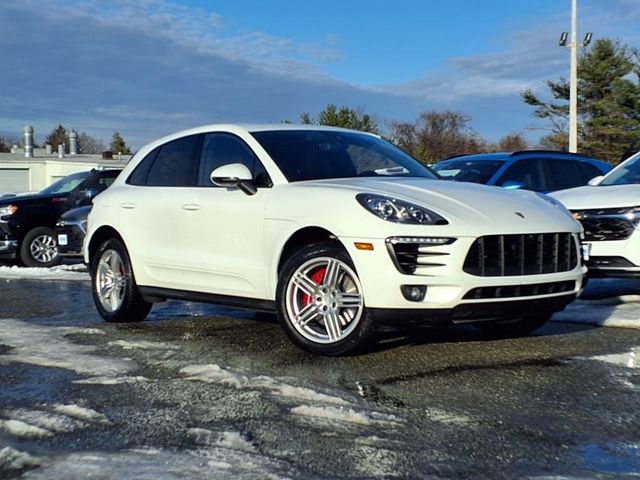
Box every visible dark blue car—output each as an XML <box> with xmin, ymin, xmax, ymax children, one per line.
<box><xmin>432</xmin><ymin>150</ymin><xmax>612</xmax><ymax>193</ymax></box>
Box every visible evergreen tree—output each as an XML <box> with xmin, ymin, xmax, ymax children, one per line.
<box><xmin>301</xmin><ymin>104</ymin><xmax>380</xmax><ymax>134</ymax></box>
<box><xmin>110</xmin><ymin>131</ymin><xmax>131</xmax><ymax>155</ymax></box>
<box><xmin>45</xmin><ymin>125</ymin><xmax>69</xmax><ymax>152</ymax></box>
<box><xmin>522</xmin><ymin>38</ymin><xmax>640</xmax><ymax>164</ymax></box>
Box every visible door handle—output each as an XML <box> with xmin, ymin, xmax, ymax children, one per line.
<box><xmin>120</xmin><ymin>202</ymin><xmax>136</xmax><ymax>209</ymax></box>
<box><xmin>182</xmin><ymin>203</ymin><xmax>201</xmax><ymax>211</ymax></box>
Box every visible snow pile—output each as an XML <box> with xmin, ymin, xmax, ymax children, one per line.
<box><xmin>73</xmin><ymin>375</ymin><xmax>151</xmax><ymax>385</ymax></box>
<box><xmin>0</xmin><ymin>263</ymin><xmax>89</xmax><ymax>281</ymax></box>
<box><xmin>290</xmin><ymin>404</ymin><xmax>401</xmax><ymax>427</ymax></box>
<box><xmin>108</xmin><ymin>340</ymin><xmax>180</xmax><ymax>351</ymax></box>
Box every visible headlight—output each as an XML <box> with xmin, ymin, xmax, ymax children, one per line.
<box><xmin>0</xmin><ymin>205</ymin><xmax>17</xmax><ymax>217</ymax></box>
<box><xmin>356</xmin><ymin>194</ymin><xmax>448</xmax><ymax>225</ymax></box>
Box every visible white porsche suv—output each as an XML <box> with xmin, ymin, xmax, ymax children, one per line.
<box><xmin>552</xmin><ymin>151</ymin><xmax>640</xmax><ymax>278</ymax></box>
<box><xmin>84</xmin><ymin>124</ymin><xmax>586</xmax><ymax>355</ymax></box>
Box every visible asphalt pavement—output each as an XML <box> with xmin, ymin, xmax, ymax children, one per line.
<box><xmin>0</xmin><ymin>277</ymin><xmax>639</xmax><ymax>479</ymax></box>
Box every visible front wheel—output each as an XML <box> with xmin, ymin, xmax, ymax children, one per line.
<box><xmin>91</xmin><ymin>238</ymin><xmax>151</xmax><ymax>323</ymax></box>
<box><xmin>276</xmin><ymin>242</ymin><xmax>375</xmax><ymax>356</ymax></box>
<box><xmin>20</xmin><ymin>227</ymin><xmax>61</xmax><ymax>267</ymax></box>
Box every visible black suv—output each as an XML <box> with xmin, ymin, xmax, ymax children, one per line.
<box><xmin>0</xmin><ymin>169</ymin><xmax>121</xmax><ymax>267</ymax></box>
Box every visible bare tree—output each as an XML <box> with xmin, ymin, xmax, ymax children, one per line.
<box><xmin>496</xmin><ymin>132</ymin><xmax>529</xmax><ymax>152</ymax></box>
<box><xmin>77</xmin><ymin>132</ymin><xmax>105</xmax><ymax>154</ymax></box>
<box><xmin>390</xmin><ymin>111</ymin><xmax>485</xmax><ymax>164</ymax></box>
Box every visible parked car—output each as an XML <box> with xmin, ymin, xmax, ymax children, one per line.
<box><xmin>0</xmin><ymin>169</ymin><xmax>121</xmax><ymax>267</ymax></box>
<box><xmin>432</xmin><ymin>151</ymin><xmax>611</xmax><ymax>193</ymax></box>
<box><xmin>84</xmin><ymin>125</ymin><xmax>586</xmax><ymax>356</ymax></box>
<box><xmin>551</xmin><ymin>150</ymin><xmax>640</xmax><ymax>278</ymax></box>
<box><xmin>55</xmin><ymin>206</ymin><xmax>91</xmax><ymax>258</ymax></box>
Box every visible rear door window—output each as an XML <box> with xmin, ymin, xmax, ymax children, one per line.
<box><xmin>145</xmin><ymin>135</ymin><xmax>200</xmax><ymax>187</ymax></box>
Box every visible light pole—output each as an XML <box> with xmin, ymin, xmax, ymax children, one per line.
<box><xmin>559</xmin><ymin>0</ymin><xmax>592</xmax><ymax>153</ymax></box>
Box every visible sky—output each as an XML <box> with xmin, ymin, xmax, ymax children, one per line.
<box><xmin>0</xmin><ymin>0</ymin><xmax>639</xmax><ymax>149</ymax></box>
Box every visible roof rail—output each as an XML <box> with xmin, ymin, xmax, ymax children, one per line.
<box><xmin>509</xmin><ymin>149</ymin><xmax>592</xmax><ymax>158</ymax></box>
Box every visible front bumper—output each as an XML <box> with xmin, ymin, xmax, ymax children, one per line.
<box><xmin>55</xmin><ymin>222</ymin><xmax>85</xmax><ymax>257</ymax></box>
<box><xmin>583</xmin><ymin>231</ymin><xmax>640</xmax><ymax>278</ymax></box>
<box><xmin>0</xmin><ymin>239</ymin><xmax>18</xmax><ymax>259</ymax></box>
<box><xmin>342</xmin><ymin>233</ymin><xmax>586</xmax><ymax>317</ymax></box>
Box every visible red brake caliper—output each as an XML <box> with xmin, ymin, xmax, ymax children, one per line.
<box><xmin>302</xmin><ymin>267</ymin><xmax>326</xmax><ymax>306</ymax></box>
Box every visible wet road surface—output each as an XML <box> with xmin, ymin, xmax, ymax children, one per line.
<box><xmin>0</xmin><ymin>277</ymin><xmax>639</xmax><ymax>479</ymax></box>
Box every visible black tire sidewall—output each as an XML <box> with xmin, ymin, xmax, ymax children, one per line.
<box><xmin>20</xmin><ymin>227</ymin><xmax>61</xmax><ymax>268</ymax></box>
<box><xmin>91</xmin><ymin>238</ymin><xmax>151</xmax><ymax>323</ymax></box>
<box><xmin>276</xmin><ymin>242</ymin><xmax>374</xmax><ymax>356</ymax></box>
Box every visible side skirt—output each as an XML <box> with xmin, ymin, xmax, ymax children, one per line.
<box><xmin>139</xmin><ymin>286</ymin><xmax>277</xmax><ymax>313</ymax></box>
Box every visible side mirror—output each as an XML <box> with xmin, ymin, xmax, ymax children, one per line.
<box><xmin>588</xmin><ymin>175</ymin><xmax>604</xmax><ymax>186</ymax></box>
<box><xmin>210</xmin><ymin>163</ymin><xmax>256</xmax><ymax>195</ymax></box>
<box><xmin>502</xmin><ymin>180</ymin><xmax>525</xmax><ymax>190</ymax></box>
<box><xmin>81</xmin><ymin>188</ymin><xmax>98</xmax><ymax>199</ymax></box>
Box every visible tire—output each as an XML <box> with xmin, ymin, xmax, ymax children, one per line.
<box><xmin>276</xmin><ymin>242</ymin><xmax>375</xmax><ymax>356</ymax></box>
<box><xmin>474</xmin><ymin>312</ymin><xmax>553</xmax><ymax>338</ymax></box>
<box><xmin>90</xmin><ymin>238</ymin><xmax>152</xmax><ymax>323</ymax></box>
<box><xmin>20</xmin><ymin>227</ymin><xmax>61</xmax><ymax>268</ymax></box>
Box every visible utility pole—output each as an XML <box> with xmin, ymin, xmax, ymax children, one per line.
<box><xmin>559</xmin><ymin>0</ymin><xmax>592</xmax><ymax>153</ymax></box>
<box><xmin>569</xmin><ymin>0</ymin><xmax>578</xmax><ymax>153</ymax></box>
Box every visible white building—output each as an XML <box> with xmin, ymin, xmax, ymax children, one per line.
<box><xmin>0</xmin><ymin>126</ymin><xmax>130</xmax><ymax>195</ymax></box>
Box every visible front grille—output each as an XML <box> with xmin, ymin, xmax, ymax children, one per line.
<box><xmin>571</xmin><ymin>208</ymin><xmax>635</xmax><ymax>241</ymax></box>
<box><xmin>463</xmin><ymin>233</ymin><xmax>578</xmax><ymax>277</ymax></box>
<box><xmin>463</xmin><ymin>280</ymin><xmax>576</xmax><ymax>300</ymax></box>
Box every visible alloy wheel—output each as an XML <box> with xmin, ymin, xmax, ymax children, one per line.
<box><xmin>285</xmin><ymin>256</ymin><xmax>364</xmax><ymax>344</ymax></box>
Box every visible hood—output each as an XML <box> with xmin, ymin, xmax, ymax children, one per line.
<box><xmin>0</xmin><ymin>192</ymin><xmax>67</xmax><ymax>207</ymax></box>
<box><xmin>284</xmin><ymin>177</ymin><xmax>579</xmax><ymax>233</ymax></box>
<box><xmin>551</xmin><ymin>184</ymin><xmax>640</xmax><ymax>210</ymax></box>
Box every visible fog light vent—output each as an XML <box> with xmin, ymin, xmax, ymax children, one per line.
<box><xmin>401</xmin><ymin>285</ymin><xmax>427</xmax><ymax>302</ymax></box>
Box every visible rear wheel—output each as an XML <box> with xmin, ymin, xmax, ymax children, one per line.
<box><xmin>20</xmin><ymin>227</ymin><xmax>61</xmax><ymax>267</ymax></box>
<box><xmin>475</xmin><ymin>312</ymin><xmax>553</xmax><ymax>337</ymax></box>
<box><xmin>276</xmin><ymin>242</ymin><xmax>375</xmax><ymax>356</ymax></box>
<box><xmin>91</xmin><ymin>238</ymin><xmax>151</xmax><ymax>323</ymax></box>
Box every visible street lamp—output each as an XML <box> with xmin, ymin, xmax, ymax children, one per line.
<box><xmin>559</xmin><ymin>0</ymin><xmax>592</xmax><ymax>153</ymax></box>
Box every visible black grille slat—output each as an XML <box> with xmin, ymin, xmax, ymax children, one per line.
<box><xmin>463</xmin><ymin>280</ymin><xmax>576</xmax><ymax>299</ymax></box>
<box><xmin>463</xmin><ymin>233</ymin><xmax>578</xmax><ymax>277</ymax></box>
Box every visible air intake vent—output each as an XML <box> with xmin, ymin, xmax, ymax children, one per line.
<box><xmin>386</xmin><ymin>237</ymin><xmax>455</xmax><ymax>275</ymax></box>
<box><xmin>463</xmin><ymin>233</ymin><xmax>578</xmax><ymax>277</ymax></box>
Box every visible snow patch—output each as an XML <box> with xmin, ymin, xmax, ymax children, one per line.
<box><xmin>0</xmin><ymin>318</ymin><xmax>136</xmax><ymax>376</ymax></box>
<box><xmin>424</xmin><ymin>407</ymin><xmax>475</xmax><ymax>426</ymax></box>
<box><xmin>0</xmin><ymin>447</ymin><xmax>41</xmax><ymax>470</ymax></box>
<box><xmin>290</xmin><ymin>404</ymin><xmax>401</xmax><ymax>427</ymax></box>
<box><xmin>554</xmin><ymin>297</ymin><xmax>640</xmax><ymax>329</ymax></box>
<box><xmin>0</xmin><ymin>419</ymin><xmax>52</xmax><ymax>439</ymax></box>
<box><xmin>52</xmin><ymin>404</ymin><xmax>111</xmax><ymax>425</ymax></box>
<box><xmin>586</xmin><ymin>347</ymin><xmax>639</xmax><ymax>369</ymax></box>
<box><xmin>187</xmin><ymin>428</ymin><xmax>256</xmax><ymax>452</ymax></box>
<box><xmin>0</xmin><ymin>264</ymin><xmax>89</xmax><ymax>281</ymax></box>
<box><xmin>181</xmin><ymin>364</ymin><xmax>351</xmax><ymax>405</ymax></box>
<box><xmin>73</xmin><ymin>375</ymin><xmax>151</xmax><ymax>385</ymax></box>
<box><xmin>20</xmin><ymin>447</ymin><xmax>301</xmax><ymax>480</ymax></box>
<box><xmin>4</xmin><ymin>409</ymin><xmax>84</xmax><ymax>433</ymax></box>
<box><xmin>108</xmin><ymin>340</ymin><xmax>180</xmax><ymax>350</ymax></box>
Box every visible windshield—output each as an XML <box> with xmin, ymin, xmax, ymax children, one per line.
<box><xmin>40</xmin><ymin>171</ymin><xmax>90</xmax><ymax>195</ymax></box>
<box><xmin>251</xmin><ymin>130</ymin><xmax>437</xmax><ymax>182</ymax></box>
<box><xmin>600</xmin><ymin>151</ymin><xmax>640</xmax><ymax>186</ymax></box>
<box><xmin>432</xmin><ymin>159</ymin><xmax>505</xmax><ymax>184</ymax></box>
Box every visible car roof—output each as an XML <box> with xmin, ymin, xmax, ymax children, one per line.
<box><xmin>440</xmin><ymin>150</ymin><xmax>608</xmax><ymax>165</ymax></box>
